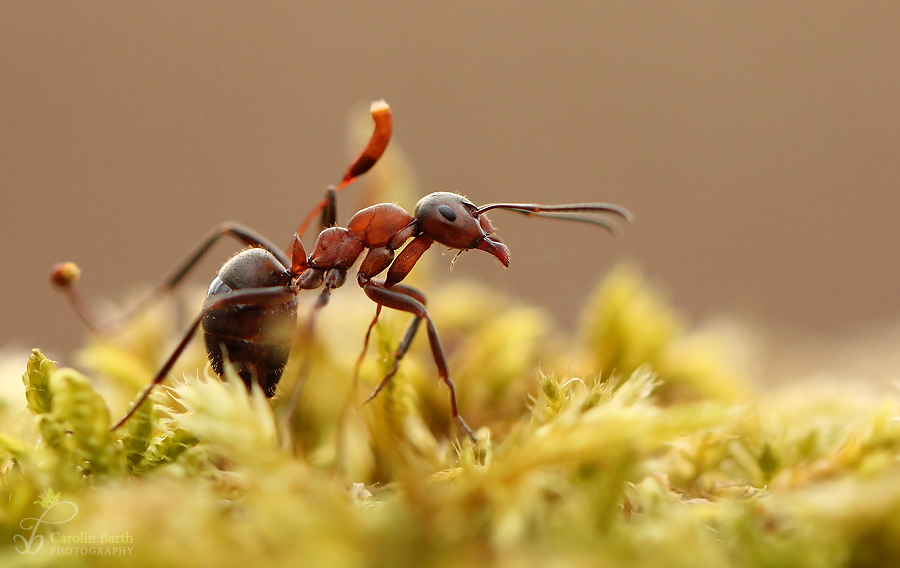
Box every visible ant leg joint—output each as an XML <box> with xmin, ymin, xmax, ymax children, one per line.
<box><xmin>325</xmin><ymin>268</ymin><xmax>347</xmax><ymax>289</ymax></box>
<box><xmin>296</xmin><ymin>268</ymin><xmax>325</xmax><ymax>290</ymax></box>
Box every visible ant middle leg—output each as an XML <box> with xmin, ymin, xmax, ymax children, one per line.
<box><xmin>320</xmin><ymin>188</ymin><xmax>338</xmax><ymax>229</ymax></box>
<box><xmin>280</xmin><ymin>286</ymin><xmax>332</xmax><ymax>429</ymax></box>
<box><xmin>279</xmin><ymin>266</ymin><xmax>351</xmax><ymax>436</ymax></box>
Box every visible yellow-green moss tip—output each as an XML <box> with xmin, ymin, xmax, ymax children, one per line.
<box><xmin>4</xmin><ymin>132</ymin><xmax>900</xmax><ymax>566</ymax></box>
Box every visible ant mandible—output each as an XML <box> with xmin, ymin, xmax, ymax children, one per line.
<box><xmin>51</xmin><ymin>100</ymin><xmax>632</xmax><ymax>443</ymax></box>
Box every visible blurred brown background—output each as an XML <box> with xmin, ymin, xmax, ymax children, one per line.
<box><xmin>1</xmin><ymin>2</ymin><xmax>899</xmax><ymax>363</ymax></box>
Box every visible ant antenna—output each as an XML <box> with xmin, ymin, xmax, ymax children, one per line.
<box><xmin>295</xmin><ymin>100</ymin><xmax>393</xmax><ymax>239</ymax></box>
<box><xmin>474</xmin><ymin>202</ymin><xmax>633</xmax><ymax>234</ymax></box>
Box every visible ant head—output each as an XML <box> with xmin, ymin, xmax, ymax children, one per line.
<box><xmin>414</xmin><ymin>192</ymin><xmax>510</xmax><ymax>266</ymax></box>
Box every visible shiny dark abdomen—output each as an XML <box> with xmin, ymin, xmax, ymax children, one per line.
<box><xmin>201</xmin><ymin>248</ymin><xmax>298</xmax><ymax>397</ymax></box>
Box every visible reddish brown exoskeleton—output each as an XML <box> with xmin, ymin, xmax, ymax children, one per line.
<box><xmin>52</xmin><ymin>101</ymin><xmax>632</xmax><ymax>442</ymax></box>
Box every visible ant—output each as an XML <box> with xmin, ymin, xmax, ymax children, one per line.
<box><xmin>51</xmin><ymin>100</ymin><xmax>632</xmax><ymax>443</ymax></box>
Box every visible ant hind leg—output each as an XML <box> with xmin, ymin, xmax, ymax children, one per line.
<box><xmin>111</xmin><ymin>285</ymin><xmax>297</xmax><ymax>430</ymax></box>
<box><xmin>53</xmin><ymin>222</ymin><xmax>289</xmax><ymax>336</ymax></box>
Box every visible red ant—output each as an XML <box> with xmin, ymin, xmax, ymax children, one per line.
<box><xmin>51</xmin><ymin>100</ymin><xmax>632</xmax><ymax>443</ymax></box>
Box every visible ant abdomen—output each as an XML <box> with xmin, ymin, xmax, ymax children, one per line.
<box><xmin>201</xmin><ymin>248</ymin><xmax>298</xmax><ymax>396</ymax></box>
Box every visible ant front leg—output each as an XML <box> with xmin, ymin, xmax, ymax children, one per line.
<box><xmin>356</xmin><ymin>282</ymin><xmax>426</xmax><ymax>403</ymax></box>
<box><xmin>359</xmin><ymin>278</ymin><xmax>476</xmax><ymax>443</ymax></box>
<box><xmin>354</xmin><ymin>235</ymin><xmax>432</xmax><ymax>384</ymax></box>
<box><xmin>280</xmin><ymin>267</ymin><xmax>348</xmax><ymax>429</ymax></box>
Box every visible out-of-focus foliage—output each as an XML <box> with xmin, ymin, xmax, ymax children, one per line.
<box><xmin>583</xmin><ymin>264</ymin><xmax>749</xmax><ymax>403</ymax></box>
<box><xmin>4</xmin><ymin>266</ymin><xmax>900</xmax><ymax>567</ymax></box>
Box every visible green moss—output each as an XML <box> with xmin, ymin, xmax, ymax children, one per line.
<box><xmin>3</xmin><ymin>267</ymin><xmax>900</xmax><ymax>567</ymax></box>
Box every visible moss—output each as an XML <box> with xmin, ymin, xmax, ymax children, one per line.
<box><xmin>3</xmin><ymin>266</ymin><xmax>900</xmax><ymax>567</ymax></box>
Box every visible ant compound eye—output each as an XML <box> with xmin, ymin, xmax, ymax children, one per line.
<box><xmin>437</xmin><ymin>204</ymin><xmax>458</xmax><ymax>222</ymax></box>
<box><xmin>415</xmin><ymin>192</ymin><xmax>488</xmax><ymax>249</ymax></box>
